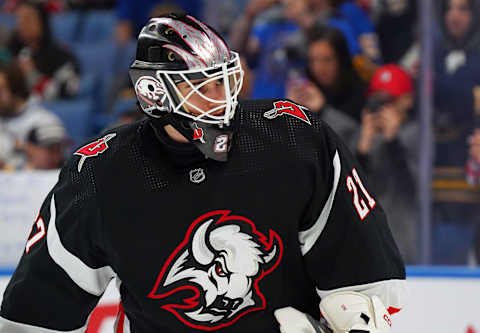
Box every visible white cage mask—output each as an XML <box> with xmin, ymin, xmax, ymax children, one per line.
<box><xmin>130</xmin><ymin>52</ymin><xmax>243</xmax><ymax>127</ymax></box>
<box><xmin>129</xmin><ymin>15</ymin><xmax>244</xmax><ymax>127</ymax></box>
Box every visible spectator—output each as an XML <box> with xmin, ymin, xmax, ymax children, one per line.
<box><xmin>356</xmin><ymin>64</ymin><xmax>418</xmax><ymax>264</ymax></box>
<box><xmin>24</xmin><ymin>123</ymin><xmax>68</xmax><ymax>170</ymax></box>
<box><xmin>7</xmin><ymin>1</ymin><xmax>80</xmax><ymax>100</ymax></box>
<box><xmin>434</xmin><ymin>0</ymin><xmax>480</xmax><ymax>167</ymax></box>
<box><xmin>65</xmin><ymin>0</ymin><xmax>115</xmax><ymax>10</ymax></box>
<box><xmin>288</xmin><ymin>26</ymin><xmax>366</xmax><ymax>123</ymax></box>
<box><xmin>439</xmin><ymin>0</ymin><xmax>480</xmax><ymax>52</ymax></box>
<box><xmin>287</xmin><ymin>81</ymin><xmax>359</xmax><ymax>150</ymax></box>
<box><xmin>2</xmin><ymin>0</ymin><xmax>63</xmax><ymax>13</ymax></box>
<box><xmin>374</xmin><ymin>0</ymin><xmax>417</xmax><ymax>64</ymax></box>
<box><xmin>0</xmin><ymin>10</ymin><xmax>13</xmax><ymax>64</ymax></box>
<box><xmin>430</xmin><ymin>0</ymin><xmax>480</xmax><ymax>266</ymax></box>
<box><xmin>331</xmin><ymin>0</ymin><xmax>382</xmax><ymax>64</ymax></box>
<box><xmin>228</xmin><ymin>0</ymin><xmax>290</xmax><ymax>99</ymax></box>
<box><xmin>354</xmin><ymin>0</ymin><xmax>373</xmax><ymax>13</ymax></box>
<box><xmin>114</xmin><ymin>0</ymin><xmax>204</xmax><ymax>44</ymax></box>
<box><xmin>229</xmin><ymin>0</ymin><xmax>361</xmax><ymax>99</ymax></box>
<box><xmin>0</xmin><ymin>62</ymin><xmax>64</xmax><ymax>169</ymax></box>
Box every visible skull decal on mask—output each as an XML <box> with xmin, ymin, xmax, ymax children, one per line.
<box><xmin>134</xmin><ymin>75</ymin><xmax>168</xmax><ymax>111</ymax></box>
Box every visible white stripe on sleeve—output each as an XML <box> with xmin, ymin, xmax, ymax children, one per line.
<box><xmin>0</xmin><ymin>316</ymin><xmax>86</xmax><ymax>333</ymax></box>
<box><xmin>299</xmin><ymin>150</ymin><xmax>341</xmax><ymax>255</ymax></box>
<box><xmin>47</xmin><ymin>194</ymin><xmax>115</xmax><ymax>296</ymax></box>
<box><xmin>123</xmin><ymin>314</ymin><xmax>131</xmax><ymax>333</ymax></box>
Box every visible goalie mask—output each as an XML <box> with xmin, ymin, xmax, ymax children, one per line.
<box><xmin>129</xmin><ymin>14</ymin><xmax>244</xmax><ymax>161</ymax></box>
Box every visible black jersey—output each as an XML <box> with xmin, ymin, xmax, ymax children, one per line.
<box><xmin>0</xmin><ymin>99</ymin><xmax>406</xmax><ymax>333</ymax></box>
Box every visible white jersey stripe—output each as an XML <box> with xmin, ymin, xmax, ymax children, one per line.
<box><xmin>123</xmin><ymin>314</ymin><xmax>131</xmax><ymax>333</ymax></box>
<box><xmin>114</xmin><ymin>306</ymin><xmax>131</xmax><ymax>333</ymax></box>
<box><xmin>0</xmin><ymin>316</ymin><xmax>86</xmax><ymax>333</ymax></box>
<box><xmin>113</xmin><ymin>279</ymin><xmax>131</xmax><ymax>333</ymax></box>
<box><xmin>299</xmin><ymin>151</ymin><xmax>341</xmax><ymax>255</ymax></box>
<box><xmin>47</xmin><ymin>195</ymin><xmax>115</xmax><ymax>296</ymax></box>
<box><xmin>316</xmin><ymin>279</ymin><xmax>407</xmax><ymax>311</ymax></box>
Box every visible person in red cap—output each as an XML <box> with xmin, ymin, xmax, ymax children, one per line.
<box><xmin>359</xmin><ymin>64</ymin><xmax>414</xmax><ymax>152</ymax></box>
<box><xmin>366</xmin><ymin>64</ymin><xmax>414</xmax><ymax>98</ymax></box>
<box><xmin>356</xmin><ymin>64</ymin><xmax>419</xmax><ymax>264</ymax></box>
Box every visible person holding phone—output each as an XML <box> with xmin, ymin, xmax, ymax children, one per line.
<box><xmin>355</xmin><ymin>64</ymin><xmax>418</xmax><ymax>264</ymax></box>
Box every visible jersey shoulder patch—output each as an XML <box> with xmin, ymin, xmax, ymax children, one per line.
<box><xmin>72</xmin><ymin>119</ymin><xmax>145</xmax><ymax>173</ymax></box>
<box><xmin>263</xmin><ymin>100</ymin><xmax>311</xmax><ymax>125</ymax></box>
<box><xmin>74</xmin><ymin>133</ymin><xmax>117</xmax><ymax>172</ymax></box>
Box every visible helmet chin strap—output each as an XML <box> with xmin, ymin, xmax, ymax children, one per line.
<box><xmin>151</xmin><ymin>113</ymin><xmax>233</xmax><ymax>162</ymax></box>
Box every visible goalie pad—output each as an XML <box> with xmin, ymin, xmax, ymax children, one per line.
<box><xmin>319</xmin><ymin>291</ymin><xmax>392</xmax><ymax>333</ymax></box>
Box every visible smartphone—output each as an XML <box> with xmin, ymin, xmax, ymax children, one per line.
<box><xmin>365</xmin><ymin>92</ymin><xmax>393</xmax><ymax>114</ymax></box>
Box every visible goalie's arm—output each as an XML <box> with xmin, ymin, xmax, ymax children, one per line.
<box><xmin>0</xmin><ymin>161</ymin><xmax>115</xmax><ymax>332</ymax></box>
<box><xmin>299</xmin><ymin>122</ymin><xmax>406</xmax><ymax>311</ymax></box>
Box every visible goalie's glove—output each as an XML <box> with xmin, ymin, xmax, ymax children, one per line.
<box><xmin>320</xmin><ymin>291</ymin><xmax>392</xmax><ymax>333</ymax></box>
<box><xmin>274</xmin><ymin>291</ymin><xmax>392</xmax><ymax>333</ymax></box>
<box><xmin>274</xmin><ymin>306</ymin><xmax>332</xmax><ymax>333</ymax></box>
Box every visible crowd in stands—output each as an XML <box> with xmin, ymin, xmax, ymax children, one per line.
<box><xmin>431</xmin><ymin>0</ymin><xmax>480</xmax><ymax>265</ymax></box>
<box><xmin>0</xmin><ymin>0</ymin><xmax>479</xmax><ymax>265</ymax></box>
<box><xmin>0</xmin><ymin>61</ymin><xmax>67</xmax><ymax>170</ymax></box>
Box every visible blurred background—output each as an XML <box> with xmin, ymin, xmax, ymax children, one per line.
<box><xmin>0</xmin><ymin>0</ymin><xmax>479</xmax><ymax>331</ymax></box>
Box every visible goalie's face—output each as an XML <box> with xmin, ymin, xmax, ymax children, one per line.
<box><xmin>129</xmin><ymin>55</ymin><xmax>244</xmax><ymax>127</ymax></box>
<box><xmin>176</xmin><ymin>77</ymin><xmax>227</xmax><ymax>118</ymax></box>
<box><xmin>163</xmin><ymin>57</ymin><xmax>243</xmax><ymax>126</ymax></box>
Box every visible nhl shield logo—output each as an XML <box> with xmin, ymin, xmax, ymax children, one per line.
<box><xmin>189</xmin><ymin>168</ymin><xmax>206</xmax><ymax>184</ymax></box>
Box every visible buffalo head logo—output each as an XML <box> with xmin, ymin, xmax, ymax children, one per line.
<box><xmin>148</xmin><ymin>211</ymin><xmax>283</xmax><ymax>330</ymax></box>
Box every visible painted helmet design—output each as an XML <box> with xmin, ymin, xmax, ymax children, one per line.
<box><xmin>129</xmin><ymin>14</ymin><xmax>244</xmax><ymax>127</ymax></box>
